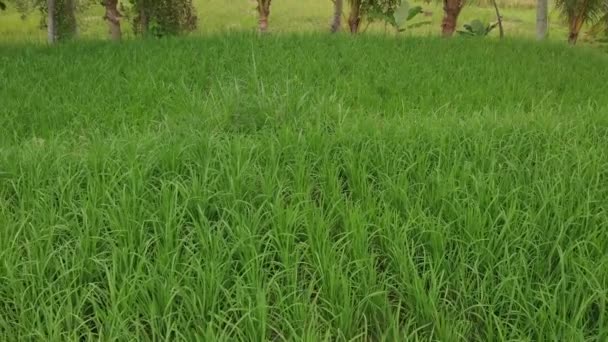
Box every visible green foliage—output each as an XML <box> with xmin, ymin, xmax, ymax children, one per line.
<box><xmin>555</xmin><ymin>0</ymin><xmax>607</xmax><ymax>23</ymax></box>
<box><xmin>348</xmin><ymin>0</ymin><xmax>400</xmax><ymax>25</ymax></box>
<box><xmin>5</xmin><ymin>0</ymin><xmax>91</xmax><ymax>40</ymax></box>
<box><xmin>457</xmin><ymin>19</ymin><xmax>498</xmax><ymax>36</ymax></box>
<box><xmin>0</xmin><ymin>1</ymin><xmax>6</xmax><ymax>10</ymax></box>
<box><xmin>363</xmin><ymin>0</ymin><xmax>400</xmax><ymax>22</ymax></box>
<box><xmin>53</xmin><ymin>0</ymin><xmax>78</xmax><ymax>39</ymax></box>
<box><xmin>1</xmin><ymin>35</ymin><xmax>608</xmax><ymax>339</ymax></box>
<box><xmin>4</xmin><ymin>0</ymin><xmax>41</xmax><ymax>14</ymax></box>
<box><xmin>555</xmin><ymin>0</ymin><xmax>608</xmax><ymax>42</ymax></box>
<box><xmin>129</xmin><ymin>0</ymin><xmax>198</xmax><ymax>36</ymax></box>
<box><xmin>585</xmin><ymin>13</ymin><xmax>608</xmax><ymax>48</ymax></box>
<box><xmin>348</xmin><ymin>0</ymin><xmax>430</xmax><ymax>31</ymax></box>
<box><xmin>392</xmin><ymin>1</ymin><xmax>430</xmax><ymax>31</ymax></box>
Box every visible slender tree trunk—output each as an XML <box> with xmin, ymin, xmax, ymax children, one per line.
<box><xmin>61</xmin><ymin>0</ymin><xmax>78</xmax><ymax>39</ymax></box>
<box><xmin>104</xmin><ymin>0</ymin><xmax>121</xmax><ymax>41</ymax></box>
<box><xmin>47</xmin><ymin>0</ymin><xmax>57</xmax><ymax>43</ymax></box>
<box><xmin>331</xmin><ymin>0</ymin><xmax>343</xmax><ymax>33</ymax></box>
<box><xmin>441</xmin><ymin>0</ymin><xmax>464</xmax><ymax>37</ymax></box>
<box><xmin>536</xmin><ymin>0</ymin><xmax>548</xmax><ymax>40</ymax></box>
<box><xmin>258</xmin><ymin>0</ymin><xmax>271</xmax><ymax>33</ymax></box>
<box><xmin>568</xmin><ymin>16</ymin><xmax>584</xmax><ymax>45</ymax></box>
<box><xmin>348</xmin><ymin>2</ymin><xmax>360</xmax><ymax>34</ymax></box>
<box><xmin>492</xmin><ymin>0</ymin><xmax>504</xmax><ymax>38</ymax></box>
<box><xmin>139</xmin><ymin>5</ymin><xmax>149</xmax><ymax>35</ymax></box>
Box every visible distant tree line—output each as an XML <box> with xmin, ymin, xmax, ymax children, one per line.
<box><xmin>1</xmin><ymin>0</ymin><xmax>607</xmax><ymax>45</ymax></box>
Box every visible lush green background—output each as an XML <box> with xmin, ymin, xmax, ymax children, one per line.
<box><xmin>0</xmin><ymin>0</ymin><xmax>574</xmax><ymax>43</ymax></box>
<box><xmin>1</xmin><ymin>35</ymin><xmax>607</xmax><ymax>340</ymax></box>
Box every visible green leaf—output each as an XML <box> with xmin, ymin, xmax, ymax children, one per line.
<box><xmin>393</xmin><ymin>1</ymin><xmax>410</xmax><ymax>28</ymax></box>
<box><xmin>407</xmin><ymin>6</ymin><xmax>424</xmax><ymax>21</ymax></box>
<box><xmin>487</xmin><ymin>22</ymin><xmax>499</xmax><ymax>34</ymax></box>
<box><xmin>407</xmin><ymin>20</ymin><xmax>432</xmax><ymax>29</ymax></box>
<box><xmin>469</xmin><ymin>19</ymin><xmax>486</xmax><ymax>35</ymax></box>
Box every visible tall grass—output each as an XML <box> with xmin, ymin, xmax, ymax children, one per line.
<box><xmin>1</xmin><ymin>35</ymin><xmax>608</xmax><ymax>340</ymax></box>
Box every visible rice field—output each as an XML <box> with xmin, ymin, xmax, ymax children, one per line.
<box><xmin>1</xmin><ymin>35</ymin><xmax>608</xmax><ymax>340</ymax></box>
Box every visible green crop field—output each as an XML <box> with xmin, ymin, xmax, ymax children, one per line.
<box><xmin>1</xmin><ymin>35</ymin><xmax>607</xmax><ymax>340</ymax></box>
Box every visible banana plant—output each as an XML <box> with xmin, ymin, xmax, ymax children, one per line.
<box><xmin>457</xmin><ymin>19</ymin><xmax>498</xmax><ymax>37</ymax></box>
<box><xmin>391</xmin><ymin>0</ymin><xmax>431</xmax><ymax>32</ymax></box>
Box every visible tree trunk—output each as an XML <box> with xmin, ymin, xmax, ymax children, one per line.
<box><xmin>139</xmin><ymin>6</ymin><xmax>149</xmax><ymax>35</ymax></box>
<box><xmin>536</xmin><ymin>0</ymin><xmax>548</xmax><ymax>40</ymax></box>
<box><xmin>47</xmin><ymin>0</ymin><xmax>57</xmax><ymax>43</ymax></box>
<box><xmin>492</xmin><ymin>0</ymin><xmax>504</xmax><ymax>38</ymax></box>
<box><xmin>104</xmin><ymin>0</ymin><xmax>121</xmax><ymax>41</ymax></box>
<box><xmin>258</xmin><ymin>0</ymin><xmax>271</xmax><ymax>33</ymax></box>
<box><xmin>331</xmin><ymin>0</ymin><xmax>343</xmax><ymax>33</ymax></box>
<box><xmin>63</xmin><ymin>0</ymin><xmax>78</xmax><ymax>38</ymax></box>
<box><xmin>441</xmin><ymin>0</ymin><xmax>463</xmax><ymax>37</ymax></box>
<box><xmin>348</xmin><ymin>2</ymin><xmax>360</xmax><ymax>34</ymax></box>
<box><xmin>568</xmin><ymin>16</ymin><xmax>584</xmax><ymax>45</ymax></box>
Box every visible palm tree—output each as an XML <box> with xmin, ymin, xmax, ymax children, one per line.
<box><xmin>537</xmin><ymin>0</ymin><xmax>549</xmax><ymax>40</ymax></box>
<box><xmin>347</xmin><ymin>0</ymin><xmax>362</xmax><ymax>33</ymax></box>
<box><xmin>442</xmin><ymin>0</ymin><xmax>466</xmax><ymax>36</ymax></box>
<box><xmin>555</xmin><ymin>0</ymin><xmax>608</xmax><ymax>44</ymax></box>
<box><xmin>257</xmin><ymin>0</ymin><xmax>272</xmax><ymax>32</ymax></box>
<box><xmin>103</xmin><ymin>0</ymin><xmax>122</xmax><ymax>41</ymax></box>
<box><xmin>331</xmin><ymin>0</ymin><xmax>344</xmax><ymax>32</ymax></box>
<box><xmin>48</xmin><ymin>0</ymin><xmax>57</xmax><ymax>43</ymax></box>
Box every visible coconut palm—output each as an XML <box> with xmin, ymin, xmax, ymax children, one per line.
<box><xmin>537</xmin><ymin>0</ymin><xmax>549</xmax><ymax>39</ymax></box>
<box><xmin>331</xmin><ymin>0</ymin><xmax>344</xmax><ymax>32</ymax></box>
<box><xmin>103</xmin><ymin>0</ymin><xmax>122</xmax><ymax>41</ymax></box>
<box><xmin>555</xmin><ymin>0</ymin><xmax>608</xmax><ymax>44</ymax></box>
<box><xmin>257</xmin><ymin>0</ymin><xmax>272</xmax><ymax>32</ymax></box>
<box><xmin>347</xmin><ymin>0</ymin><xmax>363</xmax><ymax>33</ymax></box>
<box><xmin>441</xmin><ymin>0</ymin><xmax>466</xmax><ymax>36</ymax></box>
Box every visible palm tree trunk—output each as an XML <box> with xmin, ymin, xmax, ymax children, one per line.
<box><xmin>258</xmin><ymin>0</ymin><xmax>271</xmax><ymax>33</ymax></box>
<box><xmin>331</xmin><ymin>0</ymin><xmax>343</xmax><ymax>33</ymax></box>
<box><xmin>536</xmin><ymin>0</ymin><xmax>548</xmax><ymax>40</ymax></box>
<box><xmin>441</xmin><ymin>0</ymin><xmax>464</xmax><ymax>37</ymax></box>
<box><xmin>568</xmin><ymin>16</ymin><xmax>585</xmax><ymax>45</ymax></box>
<box><xmin>103</xmin><ymin>0</ymin><xmax>122</xmax><ymax>41</ymax></box>
<box><xmin>63</xmin><ymin>0</ymin><xmax>78</xmax><ymax>38</ymax></box>
<box><xmin>139</xmin><ymin>3</ymin><xmax>149</xmax><ymax>35</ymax></box>
<box><xmin>348</xmin><ymin>1</ymin><xmax>361</xmax><ymax>34</ymax></box>
<box><xmin>47</xmin><ymin>0</ymin><xmax>57</xmax><ymax>43</ymax></box>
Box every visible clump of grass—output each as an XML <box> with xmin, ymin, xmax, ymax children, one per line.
<box><xmin>1</xmin><ymin>35</ymin><xmax>607</xmax><ymax>340</ymax></box>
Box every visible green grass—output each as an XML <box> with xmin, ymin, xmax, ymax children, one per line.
<box><xmin>0</xmin><ymin>0</ymin><xmax>574</xmax><ymax>43</ymax></box>
<box><xmin>1</xmin><ymin>35</ymin><xmax>608</xmax><ymax>340</ymax></box>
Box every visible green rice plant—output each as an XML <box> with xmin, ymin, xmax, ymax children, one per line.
<box><xmin>0</xmin><ymin>34</ymin><xmax>607</xmax><ymax>340</ymax></box>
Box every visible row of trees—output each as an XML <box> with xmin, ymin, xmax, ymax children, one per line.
<box><xmin>2</xmin><ymin>0</ymin><xmax>197</xmax><ymax>42</ymax></box>
<box><xmin>1</xmin><ymin>0</ymin><xmax>607</xmax><ymax>45</ymax></box>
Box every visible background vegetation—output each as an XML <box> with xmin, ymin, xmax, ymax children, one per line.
<box><xmin>0</xmin><ymin>0</ymin><xmax>604</xmax><ymax>45</ymax></box>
